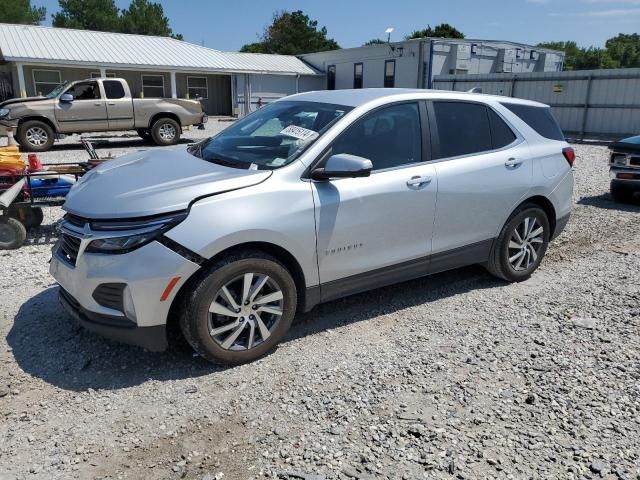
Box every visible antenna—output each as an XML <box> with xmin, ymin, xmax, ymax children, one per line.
<box><xmin>385</xmin><ymin>27</ymin><xmax>394</xmax><ymax>43</ymax></box>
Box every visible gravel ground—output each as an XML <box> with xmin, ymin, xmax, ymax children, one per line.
<box><xmin>0</xmin><ymin>124</ymin><xmax>639</xmax><ymax>480</ymax></box>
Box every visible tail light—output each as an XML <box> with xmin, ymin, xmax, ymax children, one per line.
<box><xmin>562</xmin><ymin>147</ymin><xmax>576</xmax><ymax>167</ymax></box>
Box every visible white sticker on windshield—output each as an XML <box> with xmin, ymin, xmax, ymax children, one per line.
<box><xmin>270</xmin><ymin>157</ymin><xmax>287</xmax><ymax>166</ymax></box>
<box><xmin>280</xmin><ymin>125</ymin><xmax>319</xmax><ymax>141</ymax></box>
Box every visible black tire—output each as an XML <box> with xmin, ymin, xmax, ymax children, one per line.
<box><xmin>136</xmin><ymin>129</ymin><xmax>151</xmax><ymax>141</ymax></box>
<box><xmin>0</xmin><ymin>216</ymin><xmax>27</xmax><ymax>250</ymax></box>
<box><xmin>17</xmin><ymin>120</ymin><xmax>55</xmax><ymax>152</ymax></box>
<box><xmin>179</xmin><ymin>251</ymin><xmax>297</xmax><ymax>365</ymax></box>
<box><xmin>486</xmin><ymin>204</ymin><xmax>550</xmax><ymax>282</ymax></box>
<box><xmin>611</xmin><ymin>182</ymin><xmax>635</xmax><ymax>203</ymax></box>
<box><xmin>8</xmin><ymin>205</ymin><xmax>43</xmax><ymax>229</ymax></box>
<box><xmin>150</xmin><ymin>117</ymin><xmax>180</xmax><ymax>146</ymax></box>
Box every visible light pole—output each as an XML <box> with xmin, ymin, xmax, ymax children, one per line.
<box><xmin>385</xmin><ymin>27</ymin><xmax>394</xmax><ymax>43</ymax></box>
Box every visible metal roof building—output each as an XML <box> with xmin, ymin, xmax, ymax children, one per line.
<box><xmin>0</xmin><ymin>23</ymin><xmax>322</xmax><ymax>115</ymax></box>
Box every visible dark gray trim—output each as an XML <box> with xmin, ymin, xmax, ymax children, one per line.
<box><xmin>317</xmin><ymin>239</ymin><xmax>494</xmax><ymax>304</ymax></box>
<box><xmin>551</xmin><ymin>213</ymin><xmax>571</xmax><ymax>240</ymax></box>
<box><xmin>304</xmin><ymin>285</ymin><xmax>321</xmax><ymax>312</ymax></box>
<box><xmin>59</xmin><ymin>288</ymin><xmax>167</xmax><ymax>352</ymax></box>
<box><xmin>157</xmin><ymin>235</ymin><xmax>206</xmax><ymax>265</ymax></box>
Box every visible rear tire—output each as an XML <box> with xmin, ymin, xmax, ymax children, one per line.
<box><xmin>611</xmin><ymin>182</ymin><xmax>635</xmax><ymax>203</ymax></box>
<box><xmin>17</xmin><ymin>120</ymin><xmax>55</xmax><ymax>152</ymax></box>
<box><xmin>179</xmin><ymin>251</ymin><xmax>297</xmax><ymax>365</ymax></box>
<box><xmin>150</xmin><ymin>118</ymin><xmax>180</xmax><ymax>146</ymax></box>
<box><xmin>0</xmin><ymin>216</ymin><xmax>27</xmax><ymax>250</ymax></box>
<box><xmin>486</xmin><ymin>204</ymin><xmax>550</xmax><ymax>282</ymax></box>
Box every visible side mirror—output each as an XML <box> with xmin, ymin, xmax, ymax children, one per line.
<box><xmin>59</xmin><ymin>93</ymin><xmax>74</xmax><ymax>103</ymax></box>
<box><xmin>311</xmin><ymin>154</ymin><xmax>373</xmax><ymax>180</ymax></box>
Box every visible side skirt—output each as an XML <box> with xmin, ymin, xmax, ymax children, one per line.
<box><xmin>304</xmin><ymin>239</ymin><xmax>494</xmax><ymax>310</ymax></box>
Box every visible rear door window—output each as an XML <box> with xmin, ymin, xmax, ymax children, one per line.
<box><xmin>502</xmin><ymin>103</ymin><xmax>564</xmax><ymax>141</ymax></box>
<box><xmin>103</xmin><ymin>80</ymin><xmax>125</xmax><ymax>99</ymax></box>
<box><xmin>488</xmin><ymin>108</ymin><xmax>517</xmax><ymax>148</ymax></box>
<box><xmin>432</xmin><ymin>101</ymin><xmax>491</xmax><ymax>159</ymax></box>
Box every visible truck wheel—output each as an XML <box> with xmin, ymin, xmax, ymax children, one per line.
<box><xmin>17</xmin><ymin>120</ymin><xmax>55</xmax><ymax>152</ymax></box>
<box><xmin>8</xmin><ymin>205</ymin><xmax>44</xmax><ymax>229</ymax></box>
<box><xmin>611</xmin><ymin>182</ymin><xmax>635</xmax><ymax>203</ymax></box>
<box><xmin>136</xmin><ymin>129</ymin><xmax>151</xmax><ymax>142</ymax></box>
<box><xmin>179</xmin><ymin>251</ymin><xmax>297</xmax><ymax>365</ymax></box>
<box><xmin>150</xmin><ymin>118</ymin><xmax>180</xmax><ymax>146</ymax></box>
<box><xmin>0</xmin><ymin>216</ymin><xmax>27</xmax><ymax>250</ymax></box>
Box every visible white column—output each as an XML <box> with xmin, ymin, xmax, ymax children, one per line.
<box><xmin>99</xmin><ymin>67</ymin><xmax>107</xmax><ymax>77</ymax></box>
<box><xmin>295</xmin><ymin>74</ymin><xmax>300</xmax><ymax>93</ymax></box>
<box><xmin>16</xmin><ymin>62</ymin><xmax>26</xmax><ymax>97</ymax></box>
<box><xmin>170</xmin><ymin>71</ymin><xmax>177</xmax><ymax>98</ymax></box>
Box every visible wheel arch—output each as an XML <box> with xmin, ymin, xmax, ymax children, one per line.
<box><xmin>518</xmin><ymin>195</ymin><xmax>557</xmax><ymax>238</ymax></box>
<box><xmin>18</xmin><ymin>116</ymin><xmax>58</xmax><ymax>134</ymax></box>
<box><xmin>166</xmin><ymin>241</ymin><xmax>309</xmax><ymax>346</ymax></box>
<box><xmin>148</xmin><ymin>112</ymin><xmax>182</xmax><ymax>131</ymax></box>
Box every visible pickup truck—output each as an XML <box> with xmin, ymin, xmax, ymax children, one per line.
<box><xmin>609</xmin><ymin>135</ymin><xmax>640</xmax><ymax>203</ymax></box>
<box><xmin>0</xmin><ymin>78</ymin><xmax>207</xmax><ymax>152</ymax></box>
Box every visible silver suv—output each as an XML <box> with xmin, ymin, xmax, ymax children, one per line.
<box><xmin>50</xmin><ymin>89</ymin><xmax>575</xmax><ymax>364</ymax></box>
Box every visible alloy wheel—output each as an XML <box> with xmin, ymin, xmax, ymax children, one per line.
<box><xmin>26</xmin><ymin>127</ymin><xmax>48</xmax><ymax>146</ymax></box>
<box><xmin>507</xmin><ymin>216</ymin><xmax>544</xmax><ymax>271</ymax></box>
<box><xmin>158</xmin><ymin>123</ymin><xmax>176</xmax><ymax>141</ymax></box>
<box><xmin>208</xmin><ymin>273</ymin><xmax>284</xmax><ymax>351</ymax></box>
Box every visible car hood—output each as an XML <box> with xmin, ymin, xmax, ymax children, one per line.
<box><xmin>63</xmin><ymin>146</ymin><xmax>272</xmax><ymax>219</ymax></box>
<box><xmin>0</xmin><ymin>96</ymin><xmax>48</xmax><ymax>107</ymax></box>
<box><xmin>610</xmin><ymin>135</ymin><xmax>640</xmax><ymax>154</ymax></box>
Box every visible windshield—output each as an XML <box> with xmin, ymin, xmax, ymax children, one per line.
<box><xmin>45</xmin><ymin>82</ymin><xmax>68</xmax><ymax>99</ymax></box>
<box><xmin>188</xmin><ymin>101</ymin><xmax>352</xmax><ymax>170</ymax></box>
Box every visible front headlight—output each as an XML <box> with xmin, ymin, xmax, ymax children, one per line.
<box><xmin>0</xmin><ymin>108</ymin><xmax>10</xmax><ymax>119</ymax></box>
<box><xmin>84</xmin><ymin>211</ymin><xmax>187</xmax><ymax>254</ymax></box>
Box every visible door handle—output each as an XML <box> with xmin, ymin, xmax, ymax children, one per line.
<box><xmin>107</xmin><ymin>102</ymin><xmax>116</xmax><ymax>106</ymax></box>
<box><xmin>406</xmin><ymin>175</ymin><xmax>432</xmax><ymax>188</ymax></box>
<box><xmin>94</xmin><ymin>103</ymin><xmax>102</xmax><ymax>107</ymax></box>
<box><xmin>505</xmin><ymin>158</ymin><xmax>523</xmax><ymax>168</ymax></box>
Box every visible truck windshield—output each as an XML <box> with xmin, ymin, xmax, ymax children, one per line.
<box><xmin>45</xmin><ymin>82</ymin><xmax>68</xmax><ymax>99</ymax></box>
<box><xmin>188</xmin><ymin>101</ymin><xmax>352</xmax><ymax>170</ymax></box>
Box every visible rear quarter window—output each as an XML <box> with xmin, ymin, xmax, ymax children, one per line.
<box><xmin>502</xmin><ymin>103</ymin><xmax>564</xmax><ymax>141</ymax></box>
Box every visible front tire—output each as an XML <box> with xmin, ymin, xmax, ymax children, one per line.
<box><xmin>611</xmin><ymin>182</ymin><xmax>635</xmax><ymax>203</ymax></box>
<box><xmin>150</xmin><ymin>118</ymin><xmax>180</xmax><ymax>146</ymax></box>
<box><xmin>486</xmin><ymin>204</ymin><xmax>550</xmax><ymax>282</ymax></box>
<box><xmin>17</xmin><ymin>120</ymin><xmax>55</xmax><ymax>152</ymax></box>
<box><xmin>0</xmin><ymin>216</ymin><xmax>27</xmax><ymax>250</ymax></box>
<box><xmin>179</xmin><ymin>251</ymin><xmax>297</xmax><ymax>365</ymax></box>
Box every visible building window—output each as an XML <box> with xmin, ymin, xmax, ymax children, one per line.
<box><xmin>187</xmin><ymin>76</ymin><xmax>208</xmax><ymax>99</ymax></box>
<box><xmin>353</xmin><ymin>63</ymin><xmax>363</xmax><ymax>89</ymax></box>
<box><xmin>327</xmin><ymin>65</ymin><xmax>336</xmax><ymax>90</ymax></box>
<box><xmin>90</xmin><ymin>72</ymin><xmax>116</xmax><ymax>78</ymax></box>
<box><xmin>141</xmin><ymin>75</ymin><xmax>164</xmax><ymax>98</ymax></box>
<box><xmin>32</xmin><ymin>69</ymin><xmax>61</xmax><ymax>96</ymax></box>
<box><xmin>384</xmin><ymin>60</ymin><xmax>395</xmax><ymax>88</ymax></box>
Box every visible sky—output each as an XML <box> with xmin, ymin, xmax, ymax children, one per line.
<box><xmin>35</xmin><ymin>0</ymin><xmax>640</xmax><ymax>52</ymax></box>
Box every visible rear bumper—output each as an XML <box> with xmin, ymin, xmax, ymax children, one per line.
<box><xmin>59</xmin><ymin>287</ymin><xmax>167</xmax><ymax>351</ymax></box>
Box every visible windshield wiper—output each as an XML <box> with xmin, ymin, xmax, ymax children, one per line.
<box><xmin>205</xmin><ymin>157</ymin><xmax>254</xmax><ymax>170</ymax></box>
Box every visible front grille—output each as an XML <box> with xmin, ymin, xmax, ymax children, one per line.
<box><xmin>92</xmin><ymin>283</ymin><xmax>126</xmax><ymax>313</ymax></box>
<box><xmin>64</xmin><ymin>213</ymin><xmax>88</xmax><ymax>228</ymax></box>
<box><xmin>630</xmin><ymin>156</ymin><xmax>640</xmax><ymax>167</ymax></box>
<box><xmin>58</xmin><ymin>233</ymin><xmax>81</xmax><ymax>266</ymax></box>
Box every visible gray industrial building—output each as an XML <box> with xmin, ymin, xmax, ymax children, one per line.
<box><xmin>301</xmin><ymin>39</ymin><xmax>564</xmax><ymax>90</ymax></box>
<box><xmin>0</xmin><ymin>23</ymin><xmax>564</xmax><ymax>118</ymax></box>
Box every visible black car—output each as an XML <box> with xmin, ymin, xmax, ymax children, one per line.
<box><xmin>609</xmin><ymin>135</ymin><xmax>640</xmax><ymax>203</ymax></box>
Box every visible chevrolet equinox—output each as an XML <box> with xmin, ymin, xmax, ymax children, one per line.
<box><xmin>50</xmin><ymin>89</ymin><xmax>575</xmax><ymax>364</ymax></box>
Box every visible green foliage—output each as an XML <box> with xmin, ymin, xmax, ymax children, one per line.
<box><xmin>52</xmin><ymin>0</ymin><xmax>182</xmax><ymax>38</ymax></box>
<box><xmin>120</xmin><ymin>0</ymin><xmax>181</xmax><ymax>39</ymax></box>
<box><xmin>406</xmin><ymin>23</ymin><xmax>465</xmax><ymax>40</ymax></box>
<box><xmin>0</xmin><ymin>0</ymin><xmax>46</xmax><ymax>25</ymax></box>
<box><xmin>52</xmin><ymin>0</ymin><xmax>120</xmax><ymax>31</ymax></box>
<box><xmin>240</xmin><ymin>10</ymin><xmax>339</xmax><ymax>55</ymax></box>
<box><xmin>364</xmin><ymin>38</ymin><xmax>386</xmax><ymax>46</ymax></box>
<box><xmin>538</xmin><ymin>34</ymin><xmax>640</xmax><ymax>70</ymax></box>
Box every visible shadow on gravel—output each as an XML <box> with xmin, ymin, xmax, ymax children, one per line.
<box><xmin>578</xmin><ymin>192</ymin><xmax>640</xmax><ymax>211</ymax></box>
<box><xmin>8</xmin><ymin>266</ymin><xmax>502</xmax><ymax>392</ymax></box>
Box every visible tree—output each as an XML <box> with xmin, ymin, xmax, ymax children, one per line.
<box><xmin>52</xmin><ymin>0</ymin><xmax>120</xmax><ymax>31</ymax></box>
<box><xmin>605</xmin><ymin>33</ymin><xmax>640</xmax><ymax>68</ymax></box>
<box><xmin>537</xmin><ymin>40</ymin><xmax>620</xmax><ymax>70</ymax></box>
<box><xmin>0</xmin><ymin>0</ymin><xmax>46</xmax><ymax>25</ymax></box>
<box><xmin>120</xmin><ymin>0</ymin><xmax>182</xmax><ymax>39</ymax></box>
<box><xmin>364</xmin><ymin>38</ymin><xmax>386</xmax><ymax>46</ymax></box>
<box><xmin>406</xmin><ymin>23</ymin><xmax>465</xmax><ymax>40</ymax></box>
<box><xmin>240</xmin><ymin>10</ymin><xmax>339</xmax><ymax>55</ymax></box>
